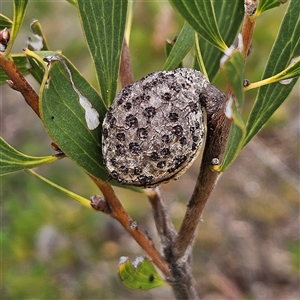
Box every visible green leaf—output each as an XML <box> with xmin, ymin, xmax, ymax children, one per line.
<box><xmin>169</xmin><ymin>0</ymin><xmax>227</xmax><ymax>53</ymax></box>
<box><xmin>216</xmin><ymin>103</ymin><xmax>246</xmax><ymax>172</ymax></box>
<box><xmin>29</xmin><ymin>19</ymin><xmax>50</xmax><ymax>51</ymax></box>
<box><xmin>118</xmin><ymin>256</ymin><xmax>166</xmax><ymax>290</ymax></box>
<box><xmin>197</xmin><ymin>0</ymin><xmax>244</xmax><ymax>81</ymax></box>
<box><xmin>163</xmin><ymin>22</ymin><xmax>194</xmax><ymax>71</ymax></box>
<box><xmin>0</xmin><ymin>137</ymin><xmax>62</xmax><ymax>176</ymax></box>
<box><xmin>0</xmin><ymin>14</ymin><xmax>13</xmax><ymax>29</ymax></box>
<box><xmin>38</xmin><ymin>53</ymin><xmax>108</xmax><ymax>181</ymax></box>
<box><xmin>0</xmin><ymin>54</ymin><xmax>29</xmax><ymax>84</ymax></box>
<box><xmin>65</xmin><ymin>0</ymin><xmax>77</xmax><ymax>7</ymax></box>
<box><xmin>217</xmin><ymin>50</ymin><xmax>245</xmax><ymax>172</ymax></box>
<box><xmin>4</xmin><ymin>0</ymin><xmax>28</xmax><ymax>56</ymax></box>
<box><xmin>245</xmin><ymin>55</ymin><xmax>300</xmax><ymax>90</ymax></box>
<box><xmin>254</xmin><ymin>0</ymin><xmax>287</xmax><ymax>19</ymax></box>
<box><xmin>77</xmin><ymin>0</ymin><xmax>128</xmax><ymax>106</ymax></box>
<box><xmin>25</xmin><ymin>21</ymin><xmax>51</xmax><ymax>84</ymax></box>
<box><xmin>244</xmin><ymin>0</ymin><xmax>300</xmax><ymax>147</ymax></box>
<box><xmin>221</xmin><ymin>50</ymin><xmax>244</xmax><ymax>108</ymax></box>
<box><xmin>27</xmin><ymin>169</ymin><xmax>91</xmax><ymax>208</ymax></box>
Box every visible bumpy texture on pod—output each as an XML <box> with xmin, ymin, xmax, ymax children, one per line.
<box><xmin>102</xmin><ymin>68</ymin><xmax>211</xmax><ymax>187</ymax></box>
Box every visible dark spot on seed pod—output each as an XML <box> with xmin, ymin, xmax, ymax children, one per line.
<box><xmin>157</xmin><ymin>161</ymin><xmax>166</xmax><ymax>168</ymax></box>
<box><xmin>174</xmin><ymin>155</ymin><xmax>187</xmax><ymax>169</ymax></box>
<box><xmin>170</xmin><ymin>84</ymin><xmax>181</xmax><ymax>93</ymax></box>
<box><xmin>169</xmin><ymin>112</ymin><xmax>179</xmax><ymax>122</ymax></box>
<box><xmin>119</xmin><ymin>165</ymin><xmax>128</xmax><ymax>174</ymax></box>
<box><xmin>192</xmin><ymin>136</ymin><xmax>199</xmax><ymax>142</ymax></box>
<box><xmin>102</xmin><ymin>128</ymin><xmax>108</xmax><ymax>138</ymax></box>
<box><xmin>180</xmin><ymin>137</ymin><xmax>187</xmax><ymax>145</ymax></box>
<box><xmin>137</xmin><ymin>128</ymin><xmax>148</xmax><ymax>139</ymax></box>
<box><xmin>117</xmin><ymin>97</ymin><xmax>124</xmax><ymax>105</ymax></box>
<box><xmin>111</xmin><ymin>170</ymin><xmax>119</xmax><ymax>179</ymax></box>
<box><xmin>189</xmin><ymin>101</ymin><xmax>198</xmax><ymax>112</ymax></box>
<box><xmin>116</xmin><ymin>144</ymin><xmax>125</xmax><ymax>156</ymax></box>
<box><xmin>134</xmin><ymin>167</ymin><xmax>142</xmax><ymax>175</ymax></box>
<box><xmin>122</xmin><ymin>86</ymin><xmax>131</xmax><ymax>97</ymax></box>
<box><xmin>192</xmin><ymin>143</ymin><xmax>197</xmax><ymax>151</ymax></box>
<box><xmin>133</xmin><ymin>96</ymin><xmax>142</xmax><ymax>105</ymax></box>
<box><xmin>150</xmin><ymin>152</ymin><xmax>160</xmax><ymax>161</ymax></box>
<box><xmin>125</xmin><ymin>114</ymin><xmax>138</xmax><ymax>128</ymax></box>
<box><xmin>124</xmin><ymin>102</ymin><xmax>132</xmax><ymax>110</ymax></box>
<box><xmin>129</xmin><ymin>142</ymin><xmax>141</xmax><ymax>154</ymax></box>
<box><xmin>116</xmin><ymin>132</ymin><xmax>125</xmax><ymax>141</ymax></box>
<box><xmin>144</xmin><ymin>107</ymin><xmax>156</xmax><ymax>119</ymax></box>
<box><xmin>162</xmin><ymin>92</ymin><xmax>171</xmax><ymax>101</ymax></box>
<box><xmin>138</xmin><ymin>175</ymin><xmax>153</xmax><ymax>186</ymax></box>
<box><xmin>110</xmin><ymin>117</ymin><xmax>116</xmax><ymax>128</ymax></box>
<box><xmin>195</xmin><ymin>122</ymin><xmax>200</xmax><ymax>129</ymax></box>
<box><xmin>143</xmin><ymin>82</ymin><xmax>151</xmax><ymax>91</ymax></box>
<box><xmin>199</xmin><ymin>93</ymin><xmax>207</xmax><ymax>105</ymax></box>
<box><xmin>110</xmin><ymin>158</ymin><xmax>117</xmax><ymax>166</ymax></box>
<box><xmin>151</xmin><ymin>79</ymin><xmax>158</xmax><ymax>85</ymax></box>
<box><xmin>172</xmin><ymin>125</ymin><xmax>183</xmax><ymax>137</ymax></box>
<box><xmin>106</xmin><ymin>111</ymin><xmax>112</xmax><ymax>121</ymax></box>
<box><xmin>162</xmin><ymin>134</ymin><xmax>170</xmax><ymax>143</ymax></box>
<box><xmin>161</xmin><ymin>148</ymin><xmax>170</xmax><ymax>157</ymax></box>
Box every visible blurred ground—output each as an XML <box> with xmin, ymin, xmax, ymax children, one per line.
<box><xmin>1</xmin><ymin>1</ymin><xmax>299</xmax><ymax>299</ymax></box>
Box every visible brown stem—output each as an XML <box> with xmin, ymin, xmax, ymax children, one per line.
<box><xmin>0</xmin><ymin>54</ymin><xmax>40</xmax><ymax>117</ymax></box>
<box><xmin>173</xmin><ymin>86</ymin><xmax>231</xmax><ymax>260</ymax></box>
<box><xmin>89</xmin><ymin>176</ymin><xmax>172</xmax><ymax>279</ymax></box>
<box><xmin>147</xmin><ymin>166</ymin><xmax>199</xmax><ymax>299</ymax></box>
<box><xmin>119</xmin><ymin>39</ymin><xmax>134</xmax><ymax>88</ymax></box>
<box><xmin>241</xmin><ymin>14</ymin><xmax>256</xmax><ymax>59</ymax></box>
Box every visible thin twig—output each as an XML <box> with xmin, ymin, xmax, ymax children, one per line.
<box><xmin>89</xmin><ymin>176</ymin><xmax>172</xmax><ymax>279</ymax></box>
<box><xmin>146</xmin><ymin>187</ymin><xmax>177</xmax><ymax>248</ymax></box>
<box><xmin>0</xmin><ymin>54</ymin><xmax>40</xmax><ymax>117</ymax></box>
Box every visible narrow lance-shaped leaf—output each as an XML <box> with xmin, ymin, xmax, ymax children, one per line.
<box><xmin>27</xmin><ymin>169</ymin><xmax>91</xmax><ymax>208</ymax></box>
<box><xmin>29</xmin><ymin>19</ymin><xmax>50</xmax><ymax>51</ymax></box>
<box><xmin>37</xmin><ymin>52</ymin><xmax>108</xmax><ymax>181</ymax></box>
<box><xmin>4</xmin><ymin>0</ymin><xmax>28</xmax><ymax>56</ymax></box>
<box><xmin>0</xmin><ymin>14</ymin><xmax>13</xmax><ymax>29</ymax></box>
<box><xmin>26</xmin><ymin>21</ymin><xmax>50</xmax><ymax>84</ymax></box>
<box><xmin>244</xmin><ymin>0</ymin><xmax>300</xmax><ymax>147</ymax></box>
<box><xmin>168</xmin><ymin>0</ymin><xmax>228</xmax><ymax>53</ymax></box>
<box><xmin>163</xmin><ymin>22</ymin><xmax>194</xmax><ymax>71</ymax></box>
<box><xmin>0</xmin><ymin>137</ymin><xmax>63</xmax><ymax>176</ymax></box>
<box><xmin>119</xmin><ymin>256</ymin><xmax>166</xmax><ymax>290</ymax></box>
<box><xmin>77</xmin><ymin>0</ymin><xmax>128</xmax><ymax>106</ymax></box>
<box><xmin>196</xmin><ymin>0</ymin><xmax>244</xmax><ymax>81</ymax></box>
<box><xmin>252</xmin><ymin>0</ymin><xmax>287</xmax><ymax>20</ymax></box>
<box><xmin>244</xmin><ymin>55</ymin><xmax>300</xmax><ymax>90</ymax></box>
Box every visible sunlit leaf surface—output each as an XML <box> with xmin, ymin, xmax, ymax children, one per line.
<box><xmin>119</xmin><ymin>256</ymin><xmax>166</xmax><ymax>290</ymax></box>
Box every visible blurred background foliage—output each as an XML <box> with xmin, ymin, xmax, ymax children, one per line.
<box><xmin>1</xmin><ymin>1</ymin><xmax>299</xmax><ymax>299</ymax></box>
